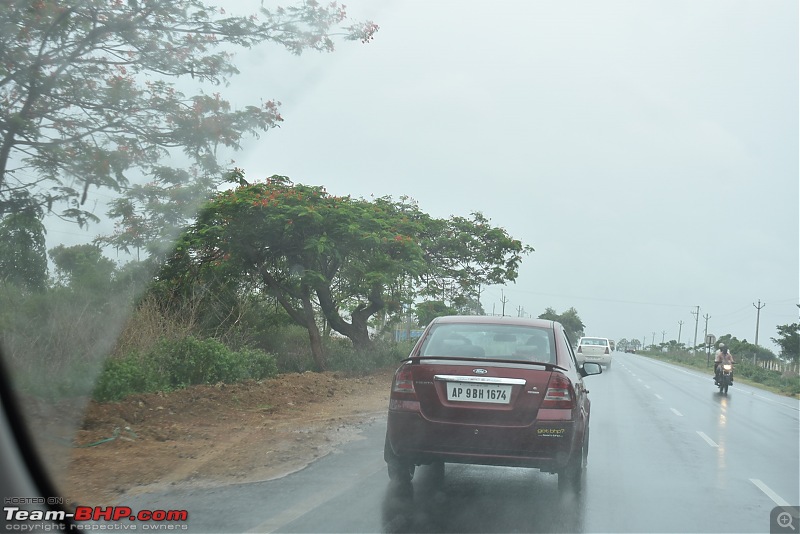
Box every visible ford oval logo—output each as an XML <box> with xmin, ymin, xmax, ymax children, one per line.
<box><xmin>473</xmin><ymin>368</ymin><xmax>488</xmax><ymax>375</ymax></box>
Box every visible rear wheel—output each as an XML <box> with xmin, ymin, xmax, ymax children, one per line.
<box><xmin>388</xmin><ymin>460</ymin><xmax>415</xmax><ymax>483</ymax></box>
<box><xmin>428</xmin><ymin>461</ymin><xmax>445</xmax><ymax>485</ymax></box>
<box><xmin>558</xmin><ymin>433</ymin><xmax>587</xmax><ymax>493</ymax></box>
<box><xmin>558</xmin><ymin>457</ymin><xmax>582</xmax><ymax>493</ymax></box>
<box><xmin>385</xmin><ymin>435</ymin><xmax>415</xmax><ymax>483</ymax></box>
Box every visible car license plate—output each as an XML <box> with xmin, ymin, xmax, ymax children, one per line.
<box><xmin>447</xmin><ymin>382</ymin><xmax>511</xmax><ymax>404</ymax></box>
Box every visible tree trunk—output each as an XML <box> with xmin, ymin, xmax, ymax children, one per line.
<box><xmin>315</xmin><ymin>282</ymin><xmax>381</xmax><ymax>351</ymax></box>
<box><xmin>301</xmin><ymin>294</ymin><xmax>326</xmax><ymax>371</ymax></box>
<box><xmin>259</xmin><ymin>269</ymin><xmax>326</xmax><ymax>370</ymax></box>
<box><xmin>347</xmin><ymin>313</ymin><xmax>373</xmax><ymax>351</ymax></box>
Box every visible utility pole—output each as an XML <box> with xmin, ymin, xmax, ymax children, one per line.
<box><xmin>691</xmin><ymin>306</ymin><xmax>700</xmax><ymax>355</ymax></box>
<box><xmin>753</xmin><ymin>299</ymin><xmax>765</xmax><ymax>346</ymax></box>
<box><xmin>678</xmin><ymin>320</ymin><xmax>684</xmax><ymax>346</ymax></box>
<box><xmin>517</xmin><ymin>305</ymin><xmax>525</xmax><ymax>318</ymax></box>
<box><xmin>703</xmin><ymin>314</ymin><xmax>711</xmax><ymax>346</ymax></box>
<box><xmin>475</xmin><ymin>284</ymin><xmax>482</xmax><ymax>315</ymax></box>
<box><xmin>661</xmin><ymin>330</ymin><xmax>666</xmax><ymax>344</ymax></box>
<box><xmin>651</xmin><ymin>332</ymin><xmax>656</xmax><ymax>348</ymax></box>
<box><xmin>500</xmin><ymin>289</ymin><xmax>509</xmax><ymax>317</ymax></box>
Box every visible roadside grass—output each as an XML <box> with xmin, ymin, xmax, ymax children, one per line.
<box><xmin>89</xmin><ymin>334</ymin><xmax>416</xmax><ymax>402</ymax></box>
<box><xmin>633</xmin><ymin>350</ymin><xmax>800</xmax><ymax>398</ymax></box>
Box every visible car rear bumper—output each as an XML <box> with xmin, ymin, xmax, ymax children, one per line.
<box><xmin>386</xmin><ymin>410</ymin><xmax>581</xmax><ymax>472</ymax></box>
<box><xmin>578</xmin><ymin>354</ymin><xmax>612</xmax><ymax>365</ymax></box>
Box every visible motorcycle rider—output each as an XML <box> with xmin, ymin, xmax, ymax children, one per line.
<box><xmin>714</xmin><ymin>342</ymin><xmax>735</xmax><ymax>385</ymax></box>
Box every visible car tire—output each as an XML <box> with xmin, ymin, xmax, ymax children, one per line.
<box><xmin>385</xmin><ymin>435</ymin><xmax>415</xmax><ymax>483</ymax></box>
<box><xmin>428</xmin><ymin>461</ymin><xmax>445</xmax><ymax>485</ymax></box>
<box><xmin>558</xmin><ymin>433</ymin><xmax>587</xmax><ymax>493</ymax></box>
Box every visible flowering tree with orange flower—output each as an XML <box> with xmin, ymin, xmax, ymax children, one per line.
<box><xmin>164</xmin><ymin>173</ymin><xmax>531</xmax><ymax>370</ymax></box>
<box><xmin>0</xmin><ymin>0</ymin><xmax>377</xmax><ymax>230</ymax></box>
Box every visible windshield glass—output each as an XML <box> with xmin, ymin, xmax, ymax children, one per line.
<box><xmin>580</xmin><ymin>338</ymin><xmax>609</xmax><ymax>346</ymax></box>
<box><xmin>420</xmin><ymin>323</ymin><xmax>555</xmax><ymax>362</ymax></box>
<box><xmin>1</xmin><ymin>1</ymin><xmax>797</xmax><ymax>533</ymax></box>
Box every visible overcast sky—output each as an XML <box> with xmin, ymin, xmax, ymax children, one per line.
<box><xmin>227</xmin><ymin>0</ymin><xmax>799</xmax><ymax>352</ymax></box>
<box><xmin>50</xmin><ymin>0</ymin><xmax>799</xmax><ymax>352</ymax></box>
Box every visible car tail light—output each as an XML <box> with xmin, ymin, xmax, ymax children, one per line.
<box><xmin>391</xmin><ymin>364</ymin><xmax>415</xmax><ymax>395</ymax></box>
<box><xmin>576</xmin><ymin>345</ymin><xmax>582</xmax><ymax>353</ymax></box>
<box><xmin>389</xmin><ymin>363</ymin><xmax>420</xmax><ymax>411</ymax></box>
<box><xmin>604</xmin><ymin>347</ymin><xmax>609</xmax><ymax>354</ymax></box>
<box><xmin>542</xmin><ymin>372</ymin><xmax>575</xmax><ymax>410</ymax></box>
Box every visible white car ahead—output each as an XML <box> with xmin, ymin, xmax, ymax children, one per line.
<box><xmin>576</xmin><ymin>337</ymin><xmax>613</xmax><ymax>369</ymax></box>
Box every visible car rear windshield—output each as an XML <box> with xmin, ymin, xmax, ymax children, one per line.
<box><xmin>580</xmin><ymin>338</ymin><xmax>608</xmax><ymax>346</ymax></box>
<box><xmin>419</xmin><ymin>323</ymin><xmax>555</xmax><ymax>363</ymax></box>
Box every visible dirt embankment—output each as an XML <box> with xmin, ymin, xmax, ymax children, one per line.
<box><xmin>59</xmin><ymin>368</ymin><xmax>395</xmax><ymax>506</ymax></box>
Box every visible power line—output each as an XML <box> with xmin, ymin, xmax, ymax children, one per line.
<box><xmin>481</xmin><ymin>287</ymin><xmax>692</xmax><ymax>308</ymax></box>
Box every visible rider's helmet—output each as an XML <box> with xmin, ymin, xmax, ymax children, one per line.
<box><xmin>718</xmin><ymin>342</ymin><xmax>726</xmax><ymax>349</ymax></box>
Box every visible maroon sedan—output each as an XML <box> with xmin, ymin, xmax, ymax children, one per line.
<box><xmin>384</xmin><ymin>315</ymin><xmax>602</xmax><ymax>492</ymax></box>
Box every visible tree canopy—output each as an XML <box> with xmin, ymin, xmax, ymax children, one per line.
<box><xmin>415</xmin><ymin>300</ymin><xmax>458</xmax><ymax>327</ymax></box>
<box><xmin>714</xmin><ymin>334</ymin><xmax>777</xmax><ymax>363</ymax></box>
<box><xmin>49</xmin><ymin>243</ymin><xmax>116</xmax><ymax>291</ymax></box>
<box><xmin>0</xmin><ymin>206</ymin><xmax>48</xmax><ymax>291</ymax></box>
<box><xmin>538</xmin><ymin>306</ymin><xmax>585</xmax><ymax>344</ymax></box>
<box><xmin>162</xmin><ymin>174</ymin><xmax>533</xmax><ymax>369</ymax></box>
<box><xmin>771</xmin><ymin>323</ymin><xmax>799</xmax><ymax>365</ymax></box>
<box><xmin>0</xmin><ymin>0</ymin><xmax>378</xmax><ymax>227</ymax></box>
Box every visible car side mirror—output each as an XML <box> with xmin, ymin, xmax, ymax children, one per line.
<box><xmin>579</xmin><ymin>362</ymin><xmax>602</xmax><ymax>377</ymax></box>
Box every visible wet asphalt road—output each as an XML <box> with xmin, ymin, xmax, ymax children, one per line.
<box><xmin>126</xmin><ymin>354</ymin><xmax>799</xmax><ymax>533</ymax></box>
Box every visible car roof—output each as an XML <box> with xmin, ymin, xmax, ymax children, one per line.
<box><xmin>579</xmin><ymin>336</ymin><xmax>609</xmax><ymax>342</ymax></box>
<box><xmin>431</xmin><ymin>315</ymin><xmax>556</xmax><ymax>329</ymax></box>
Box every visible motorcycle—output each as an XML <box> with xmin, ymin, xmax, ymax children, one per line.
<box><xmin>717</xmin><ymin>363</ymin><xmax>733</xmax><ymax>394</ymax></box>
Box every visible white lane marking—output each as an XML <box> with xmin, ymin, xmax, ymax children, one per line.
<box><xmin>249</xmin><ymin>458</ymin><xmax>385</xmax><ymax>533</ymax></box>
<box><xmin>637</xmin><ymin>378</ymin><xmax>643</xmax><ymax>383</ymax></box>
<box><xmin>670</xmin><ymin>408</ymin><xmax>683</xmax><ymax>417</ymax></box>
<box><xmin>644</xmin><ymin>385</ymin><xmax>651</xmax><ymax>389</ymax></box>
<box><xmin>696</xmin><ymin>431</ymin><xmax>719</xmax><ymax>447</ymax></box>
<box><xmin>655</xmin><ymin>394</ymin><xmax>663</xmax><ymax>400</ymax></box>
<box><xmin>751</xmin><ymin>479</ymin><xmax>791</xmax><ymax>507</ymax></box>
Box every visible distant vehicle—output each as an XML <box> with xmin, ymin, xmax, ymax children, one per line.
<box><xmin>576</xmin><ymin>336</ymin><xmax>613</xmax><ymax>369</ymax></box>
<box><xmin>716</xmin><ymin>363</ymin><xmax>734</xmax><ymax>394</ymax></box>
<box><xmin>384</xmin><ymin>315</ymin><xmax>602</xmax><ymax>493</ymax></box>
<box><xmin>609</xmin><ymin>340</ymin><xmax>616</xmax><ymax>352</ymax></box>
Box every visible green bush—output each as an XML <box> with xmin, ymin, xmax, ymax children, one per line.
<box><xmin>92</xmin><ymin>336</ymin><xmax>278</xmax><ymax>401</ymax></box>
<box><xmin>237</xmin><ymin>347</ymin><xmax>279</xmax><ymax>381</ymax></box>
<box><xmin>262</xmin><ymin>326</ymin><xmax>316</xmax><ymax>373</ymax></box>
<box><xmin>93</xmin><ymin>354</ymin><xmax>166</xmax><ymax>402</ymax></box>
<box><xmin>326</xmin><ymin>337</ymin><xmax>415</xmax><ymax>374</ymax></box>
<box><xmin>155</xmin><ymin>336</ymin><xmax>233</xmax><ymax>387</ymax></box>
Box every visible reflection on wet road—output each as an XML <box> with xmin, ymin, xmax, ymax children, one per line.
<box><xmin>125</xmin><ymin>354</ymin><xmax>799</xmax><ymax>533</ymax></box>
<box><xmin>381</xmin><ymin>463</ymin><xmax>584</xmax><ymax>533</ymax></box>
